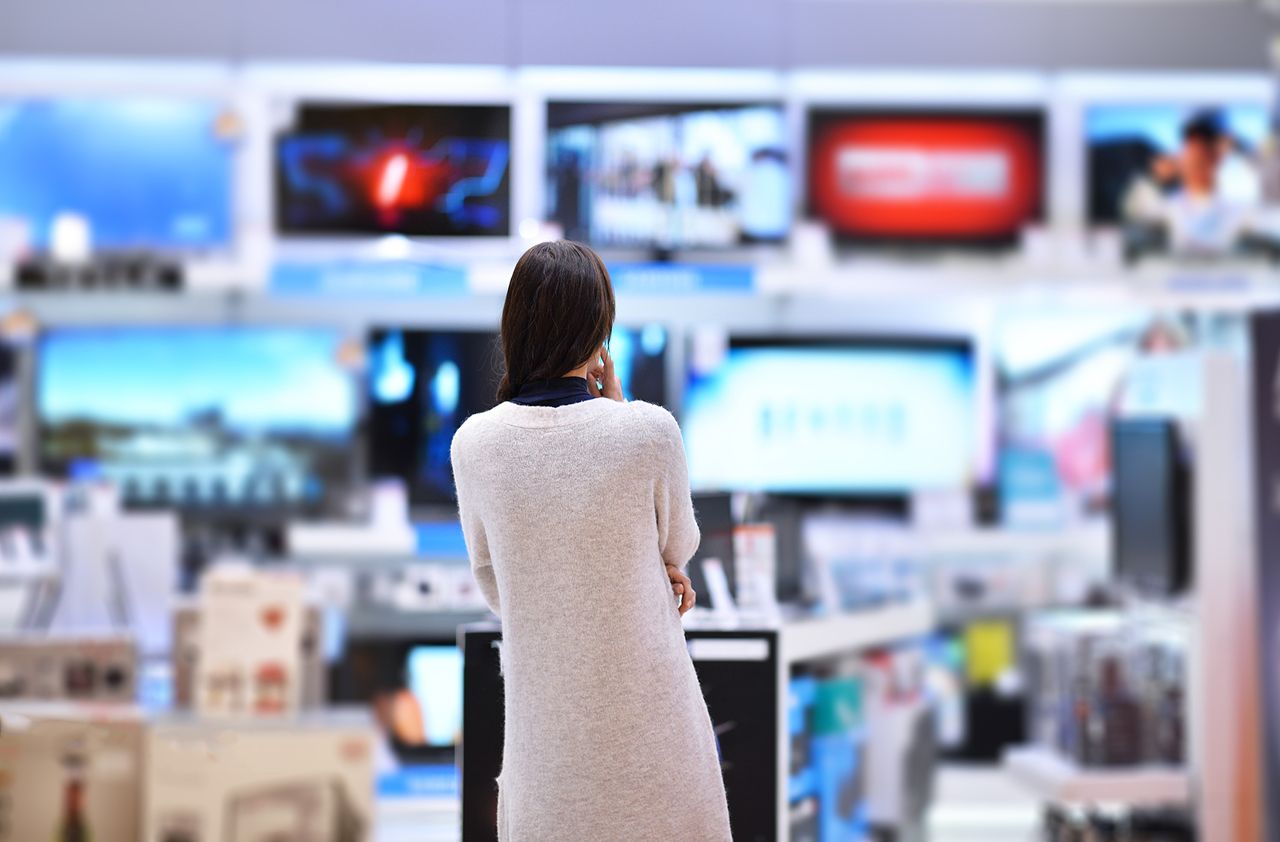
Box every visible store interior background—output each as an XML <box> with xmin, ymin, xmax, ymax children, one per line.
<box><xmin>0</xmin><ymin>1</ymin><xmax>1276</xmax><ymax>841</ymax></box>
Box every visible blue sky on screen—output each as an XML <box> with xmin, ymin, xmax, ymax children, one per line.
<box><xmin>39</xmin><ymin>328</ymin><xmax>355</xmax><ymax>433</ymax></box>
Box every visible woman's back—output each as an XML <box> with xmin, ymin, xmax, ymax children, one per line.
<box><xmin>452</xmin><ymin>397</ymin><xmax>732</xmax><ymax>841</ymax></box>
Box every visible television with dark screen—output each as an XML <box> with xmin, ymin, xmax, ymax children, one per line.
<box><xmin>367</xmin><ymin>325</ymin><xmax>669</xmax><ymax>505</ymax></box>
<box><xmin>807</xmin><ymin>109</ymin><xmax>1045</xmax><ymax>248</ymax></box>
<box><xmin>37</xmin><ymin>327</ymin><xmax>357</xmax><ymax>512</ymax></box>
<box><xmin>684</xmin><ymin>335</ymin><xmax>979</xmax><ymax>494</ymax></box>
<box><xmin>1112</xmin><ymin>418</ymin><xmax>1192</xmax><ymax>595</ymax></box>
<box><xmin>0</xmin><ymin>98</ymin><xmax>235</xmax><ymax>251</ymax></box>
<box><xmin>276</xmin><ymin>103</ymin><xmax>511</xmax><ymax>237</ymax></box>
<box><xmin>546</xmin><ymin>101</ymin><xmax>790</xmax><ymax>250</ymax></box>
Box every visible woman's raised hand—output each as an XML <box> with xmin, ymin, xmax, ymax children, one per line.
<box><xmin>586</xmin><ymin>344</ymin><xmax>625</xmax><ymax>402</ymax></box>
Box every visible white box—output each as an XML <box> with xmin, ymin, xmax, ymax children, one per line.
<box><xmin>0</xmin><ymin>702</ymin><xmax>145</xmax><ymax>842</ymax></box>
<box><xmin>144</xmin><ymin>712</ymin><xmax>376</xmax><ymax>842</ymax></box>
<box><xmin>196</xmin><ymin>568</ymin><xmax>305</xmax><ymax>718</ymax></box>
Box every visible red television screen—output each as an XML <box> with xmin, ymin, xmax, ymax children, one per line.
<box><xmin>808</xmin><ymin>110</ymin><xmax>1045</xmax><ymax>246</ymax></box>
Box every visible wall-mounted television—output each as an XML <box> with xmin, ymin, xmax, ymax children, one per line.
<box><xmin>0</xmin><ymin>98</ymin><xmax>236</xmax><ymax>251</ymax></box>
<box><xmin>276</xmin><ymin>103</ymin><xmax>511</xmax><ymax>237</ymax></box>
<box><xmin>684</xmin><ymin>335</ymin><xmax>978</xmax><ymax>494</ymax></box>
<box><xmin>807</xmin><ymin>109</ymin><xmax>1045</xmax><ymax>247</ymax></box>
<box><xmin>546</xmin><ymin>101</ymin><xmax>790</xmax><ymax>250</ymax></box>
<box><xmin>38</xmin><ymin>327</ymin><xmax>357</xmax><ymax>512</ymax></box>
<box><xmin>1085</xmin><ymin>102</ymin><xmax>1271</xmax><ymax>257</ymax></box>
<box><xmin>368</xmin><ymin>325</ymin><xmax>669</xmax><ymax>505</ymax></box>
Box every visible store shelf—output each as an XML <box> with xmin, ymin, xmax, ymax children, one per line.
<box><xmin>779</xmin><ymin>599</ymin><xmax>934</xmax><ymax>665</ymax></box>
<box><xmin>1003</xmin><ymin>746</ymin><xmax>1190</xmax><ymax>808</ymax></box>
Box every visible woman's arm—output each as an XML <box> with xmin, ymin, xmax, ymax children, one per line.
<box><xmin>452</xmin><ymin>435</ymin><xmax>501</xmax><ymax>614</ymax></box>
<box><xmin>651</xmin><ymin>408</ymin><xmax>701</xmax><ymax>570</ymax></box>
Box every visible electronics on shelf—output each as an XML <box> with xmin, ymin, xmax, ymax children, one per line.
<box><xmin>1111</xmin><ymin>418</ymin><xmax>1193</xmax><ymax>597</ymax></box>
<box><xmin>684</xmin><ymin>335</ymin><xmax>979</xmax><ymax>495</ymax></box>
<box><xmin>1085</xmin><ymin>101</ymin><xmax>1275</xmax><ymax>260</ymax></box>
<box><xmin>367</xmin><ymin>325</ymin><xmax>669</xmax><ymax>506</ymax></box>
<box><xmin>546</xmin><ymin>101</ymin><xmax>790</xmax><ymax>252</ymax></box>
<box><xmin>36</xmin><ymin>326</ymin><xmax>358</xmax><ymax>515</ymax></box>
<box><xmin>807</xmin><ymin>108</ymin><xmax>1045</xmax><ymax>249</ymax></box>
<box><xmin>0</xmin><ymin>634</ymin><xmax>136</xmax><ymax>703</ymax></box>
<box><xmin>275</xmin><ymin>102</ymin><xmax>512</xmax><ymax>238</ymax></box>
<box><xmin>0</xmin><ymin>97</ymin><xmax>236</xmax><ymax>253</ymax></box>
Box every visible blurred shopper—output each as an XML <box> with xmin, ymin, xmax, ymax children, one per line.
<box><xmin>451</xmin><ymin>241</ymin><xmax>732</xmax><ymax>841</ymax></box>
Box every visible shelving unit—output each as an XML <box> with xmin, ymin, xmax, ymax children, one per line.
<box><xmin>779</xmin><ymin>599</ymin><xmax>934</xmax><ymax>665</ymax></box>
<box><xmin>1003</xmin><ymin>746</ymin><xmax>1190</xmax><ymax>808</ymax></box>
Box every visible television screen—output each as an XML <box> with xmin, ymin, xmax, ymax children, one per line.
<box><xmin>368</xmin><ymin>325</ymin><xmax>669</xmax><ymax>505</ymax></box>
<box><xmin>275</xmin><ymin>103</ymin><xmax>511</xmax><ymax>237</ymax></box>
<box><xmin>1085</xmin><ymin>103</ymin><xmax>1269</xmax><ymax>253</ymax></box>
<box><xmin>331</xmin><ymin>641</ymin><xmax>463</xmax><ymax>763</ymax></box>
<box><xmin>546</xmin><ymin>101</ymin><xmax>790</xmax><ymax>249</ymax></box>
<box><xmin>808</xmin><ymin>109</ymin><xmax>1045</xmax><ymax>246</ymax></box>
<box><xmin>684</xmin><ymin>336</ymin><xmax>978</xmax><ymax>494</ymax></box>
<box><xmin>38</xmin><ymin>328</ymin><xmax>357</xmax><ymax>511</ymax></box>
<box><xmin>0</xmin><ymin>98</ymin><xmax>235</xmax><ymax>251</ymax></box>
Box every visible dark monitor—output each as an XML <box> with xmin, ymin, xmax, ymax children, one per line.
<box><xmin>330</xmin><ymin>641</ymin><xmax>461</xmax><ymax>764</ymax></box>
<box><xmin>37</xmin><ymin>327</ymin><xmax>357</xmax><ymax>514</ymax></box>
<box><xmin>367</xmin><ymin>325</ymin><xmax>670</xmax><ymax>506</ymax></box>
<box><xmin>688</xmin><ymin>492</ymin><xmax>736</xmax><ymax>611</ymax></box>
<box><xmin>367</xmin><ymin>329</ymin><xmax>503</xmax><ymax>507</ymax></box>
<box><xmin>1112</xmin><ymin>418</ymin><xmax>1193</xmax><ymax>595</ymax></box>
<box><xmin>275</xmin><ymin>103</ymin><xmax>511</xmax><ymax>237</ymax></box>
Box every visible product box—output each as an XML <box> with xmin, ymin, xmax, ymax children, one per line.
<box><xmin>173</xmin><ymin>600</ymin><xmax>325</xmax><ymax>711</ymax></box>
<box><xmin>0</xmin><ymin>634</ymin><xmax>137</xmax><ymax>703</ymax></box>
<box><xmin>143</xmin><ymin>712</ymin><xmax>376</xmax><ymax>842</ymax></box>
<box><xmin>196</xmin><ymin>568</ymin><xmax>306</xmax><ymax>718</ymax></box>
<box><xmin>0</xmin><ymin>702</ymin><xmax>146</xmax><ymax>842</ymax></box>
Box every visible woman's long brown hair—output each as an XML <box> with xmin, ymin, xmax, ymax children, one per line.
<box><xmin>497</xmin><ymin>241</ymin><xmax>616</xmax><ymax>403</ymax></box>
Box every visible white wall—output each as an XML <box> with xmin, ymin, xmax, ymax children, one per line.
<box><xmin>0</xmin><ymin>0</ymin><xmax>1275</xmax><ymax>71</ymax></box>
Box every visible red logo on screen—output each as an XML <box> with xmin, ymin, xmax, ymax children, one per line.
<box><xmin>810</xmin><ymin>116</ymin><xmax>1043</xmax><ymax>241</ymax></box>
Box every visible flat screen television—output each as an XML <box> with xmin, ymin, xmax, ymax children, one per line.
<box><xmin>1112</xmin><ymin>418</ymin><xmax>1192</xmax><ymax>596</ymax></box>
<box><xmin>367</xmin><ymin>325</ymin><xmax>669</xmax><ymax>505</ymax></box>
<box><xmin>684</xmin><ymin>336</ymin><xmax>979</xmax><ymax>494</ymax></box>
<box><xmin>330</xmin><ymin>641</ymin><xmax>463</xmax><ymax>764</ymax></box>
<box><xmin>276</xmin><ymin>103</ymin><xmax>511</xmax><ymax>237</ymax></box>
<box><xmin>546</xmin><ymin>101</ymin><xmax>790</xmax><ymax>249</ymax></box>
<box><xmin>807</xmin><ymin>109</ymin><xmax>1045</xmax><ymax>247</ymax></box>
<box><xmin>0</xmin><ymin>98</ymin><xmax>235</xmax><ymax>251</ymax></box>
<box><xmin>1085</xmin><ymin>103</ymin><xmax>1271</xmax><ymax>256</ymax></box>
<box><xmin>37</xmin><ymin>327</ymin><xmax>357</xmax><ymax>512</ymax></box>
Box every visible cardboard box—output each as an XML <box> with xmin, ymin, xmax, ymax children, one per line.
<box><xmin>0</xmin><ymin>703</ymin><xmax>146</xmax><ymax>842</ymax></box>
<box><xmin>196</xmin><ymin>569</ymin><xmax>305</xmax><ymax>718</ymax></box>
<box><xmin>144</xmin><ymin>712</ymin><xmax>376</xmax><ymax>842</ymax></box>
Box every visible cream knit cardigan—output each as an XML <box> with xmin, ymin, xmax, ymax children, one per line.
<box><xmin>452</xmin><ymin>398</ymin><xmax>733</xmax><ymax>841</ymax></box>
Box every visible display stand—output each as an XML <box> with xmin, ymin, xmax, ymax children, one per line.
<box><xmin>459</xmin><ymin>599</ymin><xmax>934</xmax><ymax>842</ymax></box>
<box><xmin>1002</xmin><ymin>746</ymin><xmax>1189</xmax><ymax>808</ymax></box>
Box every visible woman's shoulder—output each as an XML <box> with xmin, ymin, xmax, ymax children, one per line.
<box><xmin>450</xmin><ymin>406</ymin><xmax>506</xmax><ymax>461</ymax></box>
<box><xmin>621</xmin><ymin>400</ymin><xmax>683</xmax><ymax>451</ymax></box>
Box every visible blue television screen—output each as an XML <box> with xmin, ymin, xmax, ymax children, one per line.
<box><xmin>38</xmin><ymin>328</ymin><xmax>356</xmax><ymax>510</ymax></box>
<box><xmin>684</xmin><ymin>338</ymin><xmax>978</xmax><ymax>494</ymax></box>
<box><xmin>0</xmin><ymin>98</ymin><xmax>235</xmax><ymax>251</ymax></box>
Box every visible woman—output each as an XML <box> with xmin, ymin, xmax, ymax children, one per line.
<box><xmin>451</xmin><ymin>241</ymin><xmax>732</xmax><ymax>841</ymax></box>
